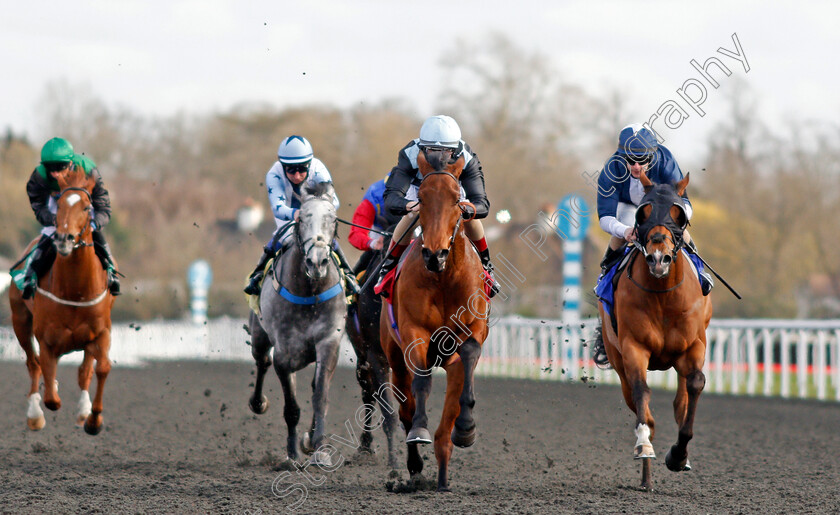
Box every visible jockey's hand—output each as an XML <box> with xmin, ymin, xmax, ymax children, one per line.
<box><xmin>624</xmin><ymin>227</ymin><xmax>637</xmax><ymax>242</ymax></box>
<box><xmin>294</xmin><ymin>210</ymin><xmax>300</xmax><ymax>222</ymax></box>
<box><xmin>370</xmin><ymin>238</ymin><xmax>384</xmax><ymax>250</ymax></box>
<box><xmin>406</xmin><ymin>201</ymin><xmax>420</xmax><ymax>213</ymax></box>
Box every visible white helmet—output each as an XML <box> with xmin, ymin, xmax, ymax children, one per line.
<box><xmin>277</xmin><ymin>135</ymin><xmax>314</xmax><ymax>164</ymax></box>
<box><xmin>419</xmin><ymin>115</ymin><xmax>461</xmax><ymax>149</ymax></box>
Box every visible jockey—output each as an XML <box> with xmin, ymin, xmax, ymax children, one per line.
<box><xmin>21</xmin><ymin>137</ymin><xmax>121</xmax><ymax>299</ymax></box>
<box><xmin>375</xmin><ymin>115</ymin><xmax>499</xmax><ymax>298</ymax></box>
<box><xmin>593</xmin><ymin>124</ymin><xmax>713</xmax><ymax>363</ymax></box>
<box><xmin>243</xmin><ymin>135</ymin><xmax>360</xmax><ymax>296</ymax></box>
<box><xmin>347</xmin><ymin>174</ymin><xmax>401</xmax><ymax>275</ymax></box>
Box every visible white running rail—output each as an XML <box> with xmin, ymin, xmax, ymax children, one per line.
<box><xmin>1</xmin><ymin>317</ymin><xmax>839</xmax><ymax>401</ymax></box>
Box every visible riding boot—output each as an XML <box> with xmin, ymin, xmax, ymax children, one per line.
<box><xmin>20</xmin><ymin>235</ymin><xmax>53</xmax><ymax>300</ymax></box>
<box><xmin>93</xmin><ymin>231</ymin><xmax>121</xmax><ymax>296</ymax></box>
<box><xmin>375</xmin><ymin>242</ymin><xmax>408</xmax><ymax>297</ymax></box>
<box><xmin>599</xmin><ymin>246</ymin><xmax>625</xmax><ymax>278</ymax></box>
<box><xmin>477</xmin><ymin>248</ymin><xmax>501</xmax><ymax>298</ymax></box>
<box><xmin>684</xmin><ymin>240</ymin><xmax>714</xmax><ymax>296</ymax></box>
<box><xmin>244</xmin><ymin>230</ymin><xmax>285</xmax><ymax>296</ymax></box>
<box><xmin>332</xmin><ymin>241</ymin><xmax>360</xmax><ymax>295</ymax></box>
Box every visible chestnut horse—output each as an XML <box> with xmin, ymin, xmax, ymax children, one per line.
<box><xmin>9</xmin><ymin>166</ymin><xmax>116</xmax><ymax>435</ymax></box>
<box><xmin>597</xmin><ymin>170</ymin><xmax>712</xmax><ymax>490</ymax></box>
<box><xmin>380</xmin><ymin>150</ymin><xmax>490</xmax><ymax>491</ymax></box>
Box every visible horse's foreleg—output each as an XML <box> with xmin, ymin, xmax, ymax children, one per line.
<box><xmin>452</xmin><ymin>337</ymin><xmax>481</xmax><ymax>448</ymax></box>
<box><xmin>84</xmin><ymin>334</ymin><xmax>112</xmax><ymax>436</ymax></box>
<box><xmin>76</xmin><ymin>351</ymin><xmax>94</xmax><ymax>426</ymax></box>
<box><xmin>434</xmin><ymin>360</ymin><xmax>465</xmax><ymax>492</ymax></box>
<box><xmin>40</xmin><ymin>347</ymin><xmax>61</xmax><ymax>412</ymax></box>
<box><xmin>667</xmin><ymin>347</ymin><xmax>706</xmax><ymax>472</ymax></box>
<box><xmin>370</xmin><ymin>350</ymin><xmax>400</xmax><ymax>470</ymax></box>
<box><xmin>248</xmin><ymin>316</ymin><xmax>272</xmax><ymax>415</ymax></box>
<box><xmin>276</xmin><ymin>365</ymin><xmax>300</xmax><ymax>461</ymax></box>
<box><xmin>355</xmin><ymin>358</ymin><xmax>376</xmax><ymax>452</ymax></box>
<box><xmin>620</xmin><ymin>346</ymin><xmax>655</xmax><ymax>491</ymax></box>
<box><xmin>383</xmin><ymin>332</ymin><xmax>422</xmax><ymax>476</ymax></box>
<box><xmin>308</xmin><ymin>341</ymin><xmax>339</xmax><ymax>465</ymax></box>
<box><xmin>12</xmin><ymin>307</ymin><xmax>44</xmax><ymax>430</ymax></box>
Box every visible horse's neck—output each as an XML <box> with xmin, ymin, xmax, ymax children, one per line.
<box><xmin>49</xmin><ymin>246</ymin><xmax>105</xmax><ymax>295</ymax></box>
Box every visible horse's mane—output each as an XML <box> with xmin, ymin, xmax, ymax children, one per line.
<box><xmin>303</xmin><ymin>181</ymin><xmax>335</xmax><ymax>201</ymax></box>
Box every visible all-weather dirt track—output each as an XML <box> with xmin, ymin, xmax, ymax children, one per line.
<box><xmin>1</xmin><ymin>360</ymin><xmax>839</xmax><ymax>514</ymax></box>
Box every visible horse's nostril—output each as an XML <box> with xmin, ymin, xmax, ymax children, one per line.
<box><xmin>645</xmin><ymin>255</ymin><xmax>656</xmax><ymax>266</ymax></box>
<box><xmin>662</xmin><ymin>255</ymin><xmax>672</xmax><ymax>264</ymax></box>
<box><xmin>320</xmin><ymin>258</ymin><xmax>329</xmax><ymax>268</ymax></box>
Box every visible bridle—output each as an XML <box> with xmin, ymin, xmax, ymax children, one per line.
<box><xmin>627</xmin><ymin>189</ymin><xmax>689</xmax><ymax>294</ymax></box>
<box><xmin>294</xmin><ymin>195</ymin><xmax>337</xmax><ymax>280</ymax></box>
<box><xmin>56</xmin><ymin>186</ymin><xmax>95</xmax><ymax>248</ymax></box>
<box><xmin>418</xmin><ymin>170</ymin><xmax>475</xmax><ymax>251</ymax></box>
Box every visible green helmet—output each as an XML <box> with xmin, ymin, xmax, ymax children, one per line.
<box><xmin>40</xmin><ymin>137</ymin><xmax>74</xmax><ymax>165</ymax></box>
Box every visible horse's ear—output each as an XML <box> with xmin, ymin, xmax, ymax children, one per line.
<box><xmin>676</xmin><ymin>173</ymin><xmax>689</xmax><ymax>197</ymax></box>
<box><xmin>448</xmin><ymin>154</ymin><xmax>465</xmax><ymax>179</ymax></box>
<box><xmin>639</xmin><ymin>169</ymin><xmax>654</xmax><ymax>192</ymax></box>
<box><xmin>416</xmin><ymin>148</ymin><xmax>431</xmax><ymax>177</ymax></box>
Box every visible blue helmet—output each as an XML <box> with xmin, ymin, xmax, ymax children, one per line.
<box><xmin>277</xmin><ymin>135</ymin><xmax>313</xmax><ymax>165</ymax></box>
<box><xmin>617</xmin><ymin>124</ymin><xmax>658</xmax><ymax>158</ymax></box>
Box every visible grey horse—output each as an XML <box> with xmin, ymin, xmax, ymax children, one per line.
<box><xmin>248</xmin><ymin>182</ymin><xmax>346</xmax><ymax>466</ymax></box>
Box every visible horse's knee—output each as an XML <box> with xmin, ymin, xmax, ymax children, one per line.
<box><xmin>686</xmin><ymin>370</ymin><xmax>705</xmax><ymax>395</ymax></box>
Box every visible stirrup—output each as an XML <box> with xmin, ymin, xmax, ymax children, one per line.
<box><xmin>344</xmin><ymin>272</ymin><xmax>361</xmax><ymax>295</ymax></box>
<box><xmin>483</xmin><ymin>263</ymin><xmax>500</xmax><ymax>298</ymax></box>
<box><xmin>592</xmin><ymin>326</ymin><xmax>610</xmax><ymax>366</ymax></box>
<box><xmin>21</xmin><ymin>280</ymin><xmax>36</xmax><ymax>300</ymax></box>
<box><xmin>108</xmin><ymin>274</ymin><xmax>121</xmax><ymax>296</ymax></box>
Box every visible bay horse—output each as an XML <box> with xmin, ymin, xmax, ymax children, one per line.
<box><xmin>8</xmin><ymin>166</ymin><xmax>116</xmax><ymax>435</ymax></box>
<box><xmin>597</xmin><ymin>170</ymin><xmax>712</xmax><ymax>490</ymax></box>
<box><xmin>380</xmin><ymin>149</ymin><xmax>490</xmax><ymax>491</ymax></box>
<box><xmin>345</xmin><ymin>244</ymin><xmax>400</xmax><ymax>469</ymax></box>
<box><xmin>248</xmin><ymin>182</ymin><xmax>346</xmax><ymax>466</ymax></box>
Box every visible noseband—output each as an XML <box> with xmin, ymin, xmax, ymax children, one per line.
<box><xmin>56</xmin><ymin>186</ymin><xmax>94</xmax><ymax>248</ymax></box>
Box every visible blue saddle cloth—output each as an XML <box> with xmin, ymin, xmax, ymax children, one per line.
<box><xmin>595</xmin><ymin>247</ymin><xmax>705</xmax><ymax>318</ymax></box>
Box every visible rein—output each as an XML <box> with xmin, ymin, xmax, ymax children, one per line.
<box><xmin>337</xmin><ymin>217</ymin><xmax>392</xmax><ymax>237</ymax></box>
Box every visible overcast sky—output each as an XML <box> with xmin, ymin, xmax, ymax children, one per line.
<box><xmin>2</xmin><ymin>1</ymin><xmax>837</xmax><ymax>167</ymax></box>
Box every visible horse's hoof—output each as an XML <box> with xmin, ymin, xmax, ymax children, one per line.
<box><xmin>406</xmin><ymin>427</ymin><xmax>432</xmax><ymax>445</ymax></box>
<box><xmin>249</xmin><ymin>395</ymin><xmax>269</xmax><ymax>415</ymax></box>
<box><xmin>437</xmin><ymin>485</ymin><xmax>452</xmax><ymax>493</ymax></box>
<box><xmin>44</xmin><ymin>399</ymin><xmax>61</xmax><ymax>411</ymax></box>
<box><xmin>310</xmin><ymin>450</ymin><xmax>332</xmax><ymax>467</ymax></box>
<box><xmin>300</xmin><ymin>432</ymin><xmax>315</xmax><ymax>454</ymax></box>
<box><xmin>27</xmin><ymin>416</ymin><xmax>46</xmax><ymax>431</ymax></box>
<box><xmin>83</xmin><ymin>414</ymin><xmax>103</xmax><ymax>436</ymax></box>
<box><xmin>665</xmin><ymin>448</ymin><xmax>690</xmax><ymax>471</ymax></box>
<box><xmin>634</xmin><ymin>444</ymin><xmax>656</xmax><ymax>460</ymax></box>
<box><xmin>451</xmin><ymin>426</ymin><xmax>476</xmax><ymax>448</ymax></box>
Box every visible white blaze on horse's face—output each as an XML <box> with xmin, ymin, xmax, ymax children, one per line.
<box><xmin>299</xmin><ymin>197</ymin><xmax>336</xmax><ymax>280</ymax></box>
<box><xmin>55</xmin><ymin>192</ymin><xmax>92</xmax><ymax>256</ymax></box>
<box><xmin>645</xmin><ymin>231</ymin><xmax>674</xmax><ymax>279</ymax></box>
